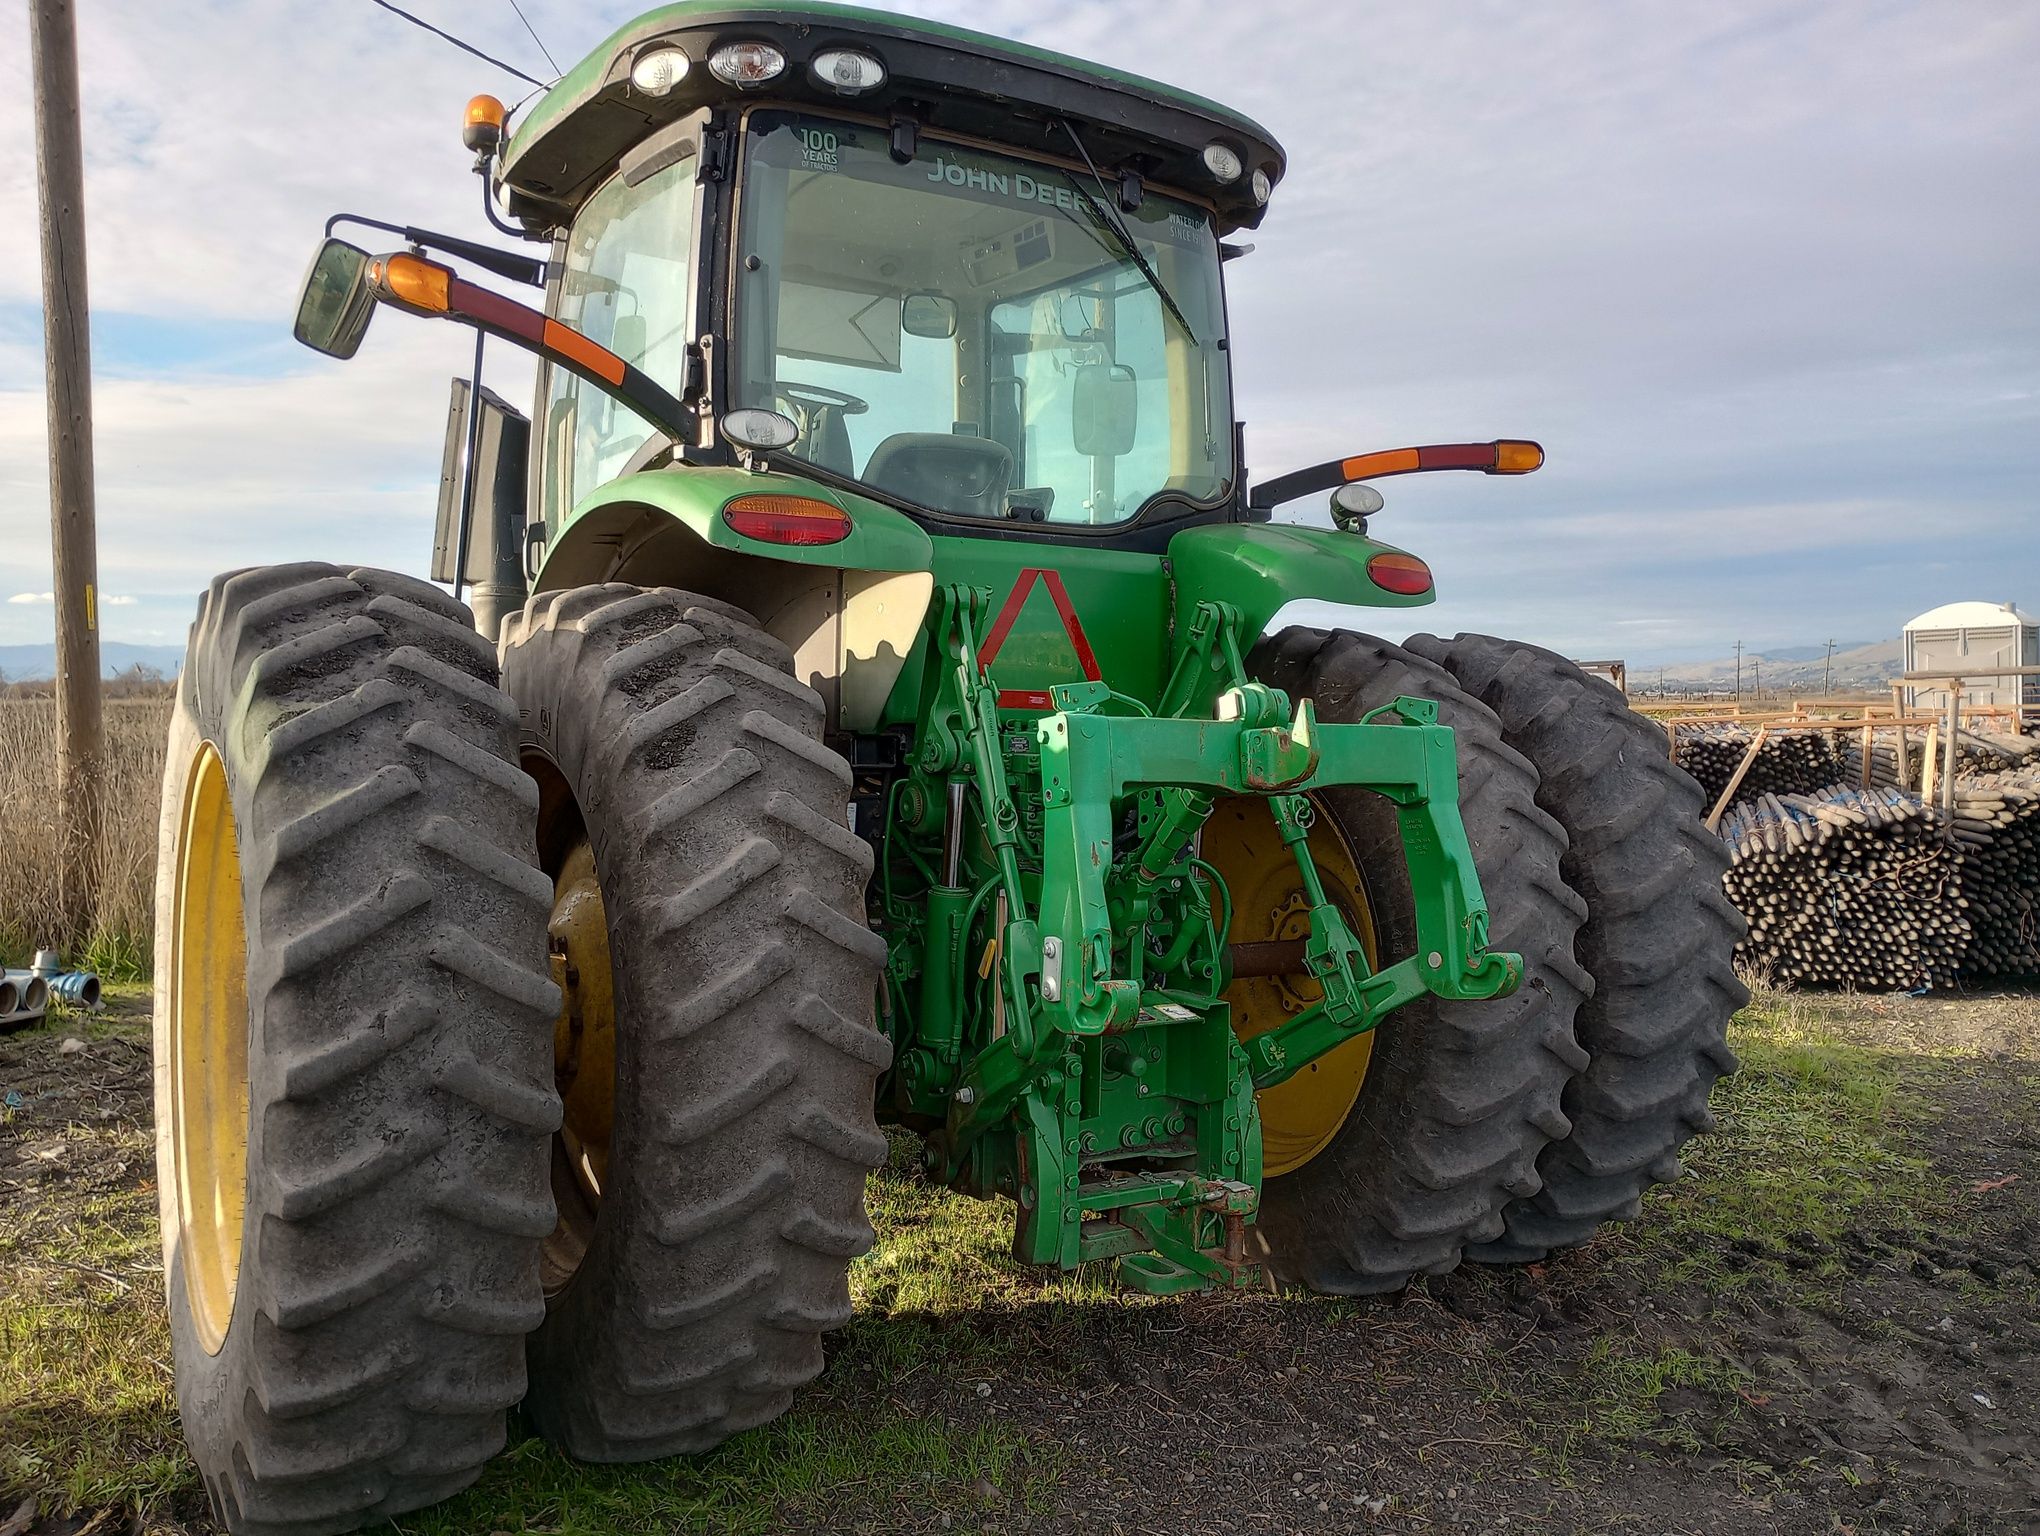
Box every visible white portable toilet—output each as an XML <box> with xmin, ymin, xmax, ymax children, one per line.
<box><xmin>1902</xmin><ymin>601</ymin><xmax>2038</xmax><ymax>718</ymax></box>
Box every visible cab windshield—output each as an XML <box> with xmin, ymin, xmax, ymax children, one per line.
<box><xmin>734</xmin><ymin>111</ymin><xmax>1233</xmax><ymax>526</ymax></box>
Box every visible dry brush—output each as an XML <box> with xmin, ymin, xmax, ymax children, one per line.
<box><xmin>0</xmin><ymin>695</ymin><xmax>172</xmax><ymax>974</ymax></box>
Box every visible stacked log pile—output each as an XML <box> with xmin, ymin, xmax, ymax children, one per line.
<box><xmin>1716</xmin><ymin>770</ymin><xmax>2040</xmax><ymax>988</ymax></box>
<box><xmin>1951</xmin><ymin>768</ymin><xmax>2040</xmax><ymax>978</ymax></box>
<box><xmin>1839</xmin><ymin>730</ymin><xmax>1906</xmax><ymax>790</ymax></box>
<box><xmin>1677</xmin><ymin>726</ymin><xmax>1843</xmax><ymax>811</ymax></box>
<box><xmin>1840</xmin><ymin>726</ymin><xmax>2038</xmax><ymax>790</ymax></box>
<box><xmin>1719</xmin><ymin>788</ymin><xmax>1968</xmax><ymax>989</ymax></box>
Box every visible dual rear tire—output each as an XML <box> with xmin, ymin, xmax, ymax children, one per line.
<box><xmin>1244</xmin><ymin>628</ymin><xmax>1743</xmax><ymax>1291</ymax></box>
<box><xmin>500</xmin><ymin>585</ymin><xmax>890</xmax><ymax>1460</ymax></box>
<box><xmin>155</xmin><ymin>571</ymin><xmax>886</xmax><ymax>1531</ymax></box>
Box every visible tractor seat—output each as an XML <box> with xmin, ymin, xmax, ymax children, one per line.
<box><xmin>862</xmin><ymin>433</ymin><xmax>1013</xmax><ymax>519</ymax></box>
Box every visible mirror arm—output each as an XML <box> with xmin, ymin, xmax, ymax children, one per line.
<box><xmin>474</xmin><ymin>150</ymin><xmax>547</xmax><ymax>244</ymax></box>
<box><xmin>1248</xmin><ymin>440</ymin><xmax>1544</xmax><ymax>511</ymax></box>
<box><xmin>325</xmin><ymin>212</ymin><xmax>545</xmax><ymax>287</ymax></box>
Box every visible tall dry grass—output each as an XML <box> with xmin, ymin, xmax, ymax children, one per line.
<box><xmin>0</xmin><ymin>695</ymin><xmax>173</xmax><ymax>977</ymax></box>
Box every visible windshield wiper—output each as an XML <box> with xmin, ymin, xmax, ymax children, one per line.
<box><xmin>1053</xmin><ymin>120</ymin><xmax>1200</xmax><ymax>345</ymax></box>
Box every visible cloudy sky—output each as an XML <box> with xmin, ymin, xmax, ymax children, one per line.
<box><xmin>2</xmin><ymin>1</ymin><xmax>2035</xmax><ymax>663</ymax></box>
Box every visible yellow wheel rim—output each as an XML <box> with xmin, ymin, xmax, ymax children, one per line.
<box><xmin>168</xmin><ymin>742</ymin><xmax>250</xmax><ymax>1355</ymax></box>
<box><xmin>1206</xmin><ymin>796</ymin><xmax>1380</xmax><ymax>1178</ymax></box>
<box><xmin>543</xmin><ymin>838</ymin><xmax>616</xmax><ymax>1293</ymax></box>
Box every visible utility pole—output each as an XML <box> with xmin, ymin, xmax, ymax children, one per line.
<box><xmin>1823</xmin><ymin>638</ymin><xmax>1836</xmax><ymax>697</ymax></box>
<box><xmin>1733</xmin><ymin>640</ymin><xmax>1743</xmax><ymax>700</ymax></box>
<box><xmin>32</xmin><ymin>0</ymin><xmax>104</xmax><ymax>951</ymax></box>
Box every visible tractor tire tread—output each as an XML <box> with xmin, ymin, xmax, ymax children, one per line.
<box><xmin>1249</xmin><ymin>627</ymin><xmax>1590</xmax><ymax>1293</ymax></box>
<box><xmin>1405</xmin><ymin>632</ymin><xmax>1745</xmax><ymax>1259</ymax></box>
<box><xmin>501</xmin><ymin>584</ymin><xmax>888</xmax><ymax>1463</ymax></box>
<box><xmin>155</xmin><ymin>564</ymin><xmax>557</xmax><ymax>1536</ymax></box>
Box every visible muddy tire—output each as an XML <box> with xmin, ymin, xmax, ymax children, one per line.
<box><xmin>1406</xmin><ymin>633</ymin><xmax>1746</xmax><ymax>1259</ymax></box>
<box><xmin>499</xmin><ymin>584</ymin><xmax>890</xmax><ymax>1461</ymax></box>
<box><xmin>153</xmin><ymin>564</ymin><xmax>560</xmax><ymax>1536</ymax></box>
<box><xmin>1247</xmin><ymin>628</ymin><xmax>1592</xmax><ymax>1293</ymax></box>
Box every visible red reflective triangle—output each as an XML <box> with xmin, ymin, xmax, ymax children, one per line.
<box><xmin>978</xmin><ymin>568</ymin><xmax>1101</xmax><ymax>710</ymax></box>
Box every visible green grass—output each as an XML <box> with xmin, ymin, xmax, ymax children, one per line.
<box><xmin>1574</xmin><ymin>1341</ymin><xmax>1749</xmax><ymax>1449</ymax></box>
<box><xmin>0</xmin><ymin>1137</ymin><xmax>195</xmax><ymax>1517</ymax></box>
<box><xmin>1622</xmin><ymin>991</ymin><xmax>1943</xmax><ymax>1295</ymax></box>
<box><xmin>400</xmin><ymin>1405</ymin><xmax>1047</xmax><ymax>1536</ymax></box>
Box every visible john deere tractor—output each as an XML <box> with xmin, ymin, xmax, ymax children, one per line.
<box><xmin>153</xmin><ymin>5</ymin><xmax>1744</xmax><ymax>1529</ymax></box>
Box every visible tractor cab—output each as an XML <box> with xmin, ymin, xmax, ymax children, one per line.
<box><xmin>548</xmin><ymin>103</ymin><xmax>1235</xmax><ymax>533</ymax></box>
<box><xmin>498</xmin><ymin>3</ymin><xmax>1277</xmax><ymax>555</ymax></box>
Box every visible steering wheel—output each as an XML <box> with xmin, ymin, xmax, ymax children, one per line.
<box><xmin>774</xmin><ymin>380</ymin><xmax>870</xmax><ymax>417</ymax></box>
<box><xmin>771</xmin><ymin>382</ymin><xmax>869</xmax><ymax>474</ymax></box>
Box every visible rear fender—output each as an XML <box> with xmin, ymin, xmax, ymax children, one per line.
<box><xmin>1167</xmin><ymin>522</ymin><xmax>1433</xmax><ymax>651</ymax></box>
<box><xmin>537</xmin><ymin>466</ymin><xmax>934</xmax><ymax>731</ymax></box>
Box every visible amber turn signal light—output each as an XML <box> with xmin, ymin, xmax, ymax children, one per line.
<box><xmin>371</xmin><ymin>253</ymin><xmax>452</xmax><ymax>315</ymax></box>
<box><xmin>723</xmin><ymin>494</ymin><xmax>852</xmax><ymax>546</ymax></box>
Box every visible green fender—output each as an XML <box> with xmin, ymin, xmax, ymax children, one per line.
<box><xmin>1167</xmin><ymin>521</ymin><xmax>1434</xmax><ymax>651</ymax></box>
<box><xmin>544</xmin><ymin>464</ymin><xmax>932</xmax><ymax>578</ymax></box>
<box><xmin>536</xmin><ymin>465</ymin><xmax>935</xmax><ymax>731</ymax></box>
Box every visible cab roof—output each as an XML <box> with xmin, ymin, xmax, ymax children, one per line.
<box><xmin>500</xmin><ymin>1</ymin><xmax>1285</xmax><ymax>234</ymax></box>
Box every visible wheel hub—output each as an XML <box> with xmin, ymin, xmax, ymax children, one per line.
<box><xmin>1204</xmin><ymin>796</ymin><xmax>1380</xmax><ymax>1178</ymax></box>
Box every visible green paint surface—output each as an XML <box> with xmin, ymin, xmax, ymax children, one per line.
<box><xmin>1169</xmin><ymin>521</ymin><xmax>1435</xmax><ymax>644</ymax></box>
<box><xmin>883</xmin><ymin>538</ymin><xmax>1171</xmax><ymax>724</ymax></box>
<box><xmin>563</xmin><ymin>464</ymin><xmax>932</xmax><ymax>572</ymax></box>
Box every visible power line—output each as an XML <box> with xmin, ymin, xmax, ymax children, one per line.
<box><xmin>365</xmin><ymin>0</ymin><xmax>547</xmax><ymax>88</ymax></box>
<box><xmin>506</xmin><ymin>0</ymin><xmax>561</xmax><ymax>79</ymax></box>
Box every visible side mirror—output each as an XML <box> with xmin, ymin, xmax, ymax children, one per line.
<box><xmin>610</xmin><ymin>312</ymin><xmax>647</xmax><ymax>364</ymax></box>
<box><xmin>902</xmin><ymin>293</ymin><xmax>958</xmax><ymax>340</ymax></box>
<box><xmin>1072</xmin><ymin>362</ymin><xmax>1137</xmax><ymax>458</ymax></box>
<box><xmin>293</xmin><ymin>238</ymin><xmax>378</xmax><ymax>359</ymax></box>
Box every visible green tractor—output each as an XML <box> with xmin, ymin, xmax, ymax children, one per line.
<box><xmin>153</xmin><ymin>4</ymin><xmax>1744</xmax><ymax>1529</ymax></box>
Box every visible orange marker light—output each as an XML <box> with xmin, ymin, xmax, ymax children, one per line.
<box><xmin>464</xmin><ymin>94</ymin><xmax>507</xmax><ymax>151</ymax></box>
<box><xmin>1367</xmin><ymin>552</ymin><xmax>1433</xmax><ymax>596</ymax></box>
<box><xmin>542</xmin><ymin>320</ymin><xmax>627</xmax><ymax>386</ymax></box>
<box><xmin>723</xmin><ymin>494</ymin><xmax>852</xmax><ymax>546</ymax></box>
<box><xmin>1339</xmin><ymin>441</ymin><xmax>1545</xmax><ymax>482</ymax></box>
<box><xmin>1340</xmin><ymin>447</ymin><xmax>1422</xmax><ymax>481</ymax></box>
<box><xmin>374</xmin><ymin>253</ymin><xmax>452</xmax><ymax>314</ymax></box>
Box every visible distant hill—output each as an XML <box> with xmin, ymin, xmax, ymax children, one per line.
<box><xmin>1749</xmin><ymin>641</ymin><xmax>1876</xmax><ymax>664</ymax></box>
<box><xmin>0</xmin><ymin>642</ymin><xmax>186</xmax><ymax>682</ymax></box>
<box><xmin>1646</xmin><ymin>638</ymin><xmax>1903</xmax><ymax>692</ymax></box>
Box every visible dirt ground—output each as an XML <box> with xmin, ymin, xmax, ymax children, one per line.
<box><xmin>2</xmin><ymin>987</ymin><xmax>2035</xmax><ymax>1536</ymax></box>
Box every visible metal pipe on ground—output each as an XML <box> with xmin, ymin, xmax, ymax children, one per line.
<box><xmin>2</xmin><ymin>969</ymin><xmax>50</xmax><ymax>1016</ymax></box>
<box><xmin>49</xmin><ymin>970</ymin><xmax>101</xmax><ymax>1008</ymax></box>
